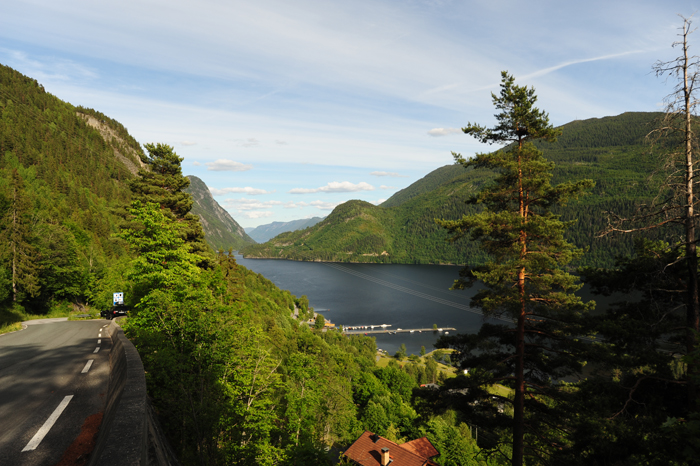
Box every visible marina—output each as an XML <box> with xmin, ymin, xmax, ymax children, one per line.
<box><xmin>343</xmin><ymin>327</ymin><xmax>456</xmax><ymax>335</ymax></box>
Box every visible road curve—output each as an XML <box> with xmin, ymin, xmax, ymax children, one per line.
<box><xmin>0</xmin><ymin>319</ymin><xmax>111</xmax><ymax>466</ymax></box>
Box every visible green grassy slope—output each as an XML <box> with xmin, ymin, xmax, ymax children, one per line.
<box><xmin>242</xmin><ymin>112</ymin><xmax>668</xmax><ymax>267</ymax></box>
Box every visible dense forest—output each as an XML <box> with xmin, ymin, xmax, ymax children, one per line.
<box><xmin>0</xmin><ymin>63</ymin><xmax>137</xmax><ymax>328</ymax></box>
<box><xmin>241</xmin><ymin>112</ymin><xmax>670</xmax><ymax>268</ymax></box>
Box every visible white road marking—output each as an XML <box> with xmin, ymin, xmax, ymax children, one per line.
<box><xmin>97</xmin><ymin>339</ymin><xmax>101</xmax><ymax>344</ymax></box>
<box><xmin>22</xmin><ymin>395</ymin><xmax>74</xmax><ymax>452</ymax></box>
<box><xmin>93</xmin><ymin>347</ymin><xmax>100</xmax><ymax>353</ymax></box>
<box><xmin>81</xmin><ymin>360</ymin><xmax>94</xmax><ymax>374</ymax></box>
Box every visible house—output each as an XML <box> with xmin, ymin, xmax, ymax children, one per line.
<box><xmin>343</xmin><ymin>431</ymin><xmax>441</xmax><ymax>466</ymax></box>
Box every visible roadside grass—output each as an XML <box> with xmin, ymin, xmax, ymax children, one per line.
<box><xmin>0</xmin><ymin>300</ymin><xmax>100</xmax><ymax>334</ymax></box>
<box><xmin>0</xmin><ymin>322</ymin><xmax>23</xmax><ymax>336</ymax></box>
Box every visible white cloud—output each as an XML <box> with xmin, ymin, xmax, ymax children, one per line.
<box><xmin>192</xmin><ymin>161</ymin><xmax>201</xmax><ymax>166</ymax></box>
<box><xmin>427</xmin><ymin>127</ymin><xmax>462</xmax><ymax>137</ymax></box>
<box><xmin>241</xmin><ymin>211</ymin><xmax>274</xmax><ymax>219</ymax></box>
<box><xmin>275</xmin><ymin>139</ymin><xmax>288</xmax><ymax>145</ymax></box>
<box><xmin>370</xmin><ymin>171</ymin><xmax>407</xmax><ymax>177</ymax></box>
<box><xmin>181</xmin><ymin>140</ymin><xmax>197</xmax><ymax>146</ymax></box>
<box><xmin>206</xmin><ymin>159</ymin><xmax>253</xmax><ymax>171</ymax></box>
<box><xmin>379</xmin><ymin>185</ymin><xmax>397</xmax><ymax>190</ymax></box>
<box><xmin>209</xmin><ymin>186</ymin><xmax>274</xmax><ymax>196</ymax></box>
<box><xmin>289</xmin><ymin>181</ymin><xmax>374</xmax><ymax>194</ymax></box>
<box><xmin>371</xmin><ymin>199</ymin><xmax>387</xmax><ymax>205</ymax></box>
<box><xmin>223</xmin><ymin>198</ymin><xmax>282</xmax><ymax>210</ymax></box>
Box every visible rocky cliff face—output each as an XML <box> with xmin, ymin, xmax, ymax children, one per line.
<box><xmin>185</xmin><ymin>175</ymin><xmax>255</xmax><ymax>251</ymax></box>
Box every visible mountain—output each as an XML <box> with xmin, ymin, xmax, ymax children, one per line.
<box><xmin>0</xmin><ymin>63</ymin><xmax>141</xmax><ymax>316</ymax></box>
<box><xmin>184</xmin><ymin>175</ymin><xmax>255</xmax><ymax>251</ymax></box>
<box><xmin>246</xmin><ymin>217</ymin><xmax>325</xmax><ymax>243</ymax></box>
<box><xmin>241</xmin><ymin>112</ymin><xmax>668</xmax><ymax>268</ymax></box>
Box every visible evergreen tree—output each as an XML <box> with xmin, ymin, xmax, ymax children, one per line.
<box><xmin>437</xmin><ymin>72</ymin><xmax>594</xmax><ymax>466</ymax></box>
<box><xmin>555</xmin><ymin>239</ymin><xmax>692</xmax><ymax>464</ymax></box>
<box><xmin>129</xmin><ymin>143</ymin><xmax>211</xmax><ymax>265</ymax></box>
<box><xmin>0</xmin><ymin>168</ymin><xmax>40</xmax><ymax>303</ymax></box>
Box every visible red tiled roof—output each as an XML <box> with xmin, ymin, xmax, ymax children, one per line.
<box><xmin>402</xmin><ymin>437</ymin><xmax>439</xmax><ymax>459</ymax></box>
<box><xmin>344</xmin><ymin>431</ymin><xmax>440</xmax><ymax>466</ymax></box>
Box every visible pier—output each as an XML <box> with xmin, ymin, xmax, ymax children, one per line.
<box><xmin>343</xmin><ymin>327</ymin><xmax>456</xmax><ymax>335</ymax></box>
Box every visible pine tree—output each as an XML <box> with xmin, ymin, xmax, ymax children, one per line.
<box><xmin>437</xmin><ymin>72</ymin><xmax>594</xmax><ymax>466</ymax></box>
<box><xmin>0</xmin><ymin>168</ymin><xmax>40</xmax><ymax>302</ymax></box>
<box><xmin>129</xmin><ymin>143</ymin><xmax>212</xmax><ymax>265</ymax></box>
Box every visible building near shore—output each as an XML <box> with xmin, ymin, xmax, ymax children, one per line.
<box><xmin>344</xmin><ymin>431</ymin><xmax>441</xmax><ymax>466</ymax></box>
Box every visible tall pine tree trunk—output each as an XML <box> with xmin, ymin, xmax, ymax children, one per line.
<box><xmin>513</xmin><ymin>140</ymin><xmax>526</xmax><ymax>466</ymax></box>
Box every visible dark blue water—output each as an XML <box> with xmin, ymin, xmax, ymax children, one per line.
<box><xmin>236</xmin><ymin>256</ymin><xmax>492</xmax><ymax>355</ymax></box>
<box><xmin>236</xmin><ymin>256</ymin><xmax>631</xmax><ymax>356</ymax></box>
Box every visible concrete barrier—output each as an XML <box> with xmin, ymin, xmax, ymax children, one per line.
<box><xmin>89</xmin><ymin>319</ymin><xmax>180</xmax><ymax>466</ymax></box>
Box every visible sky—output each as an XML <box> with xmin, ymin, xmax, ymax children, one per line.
<box><xmin>1</xmin><ymin>0</ymin><xmax>698</xmax><ymax>228</ymax></box>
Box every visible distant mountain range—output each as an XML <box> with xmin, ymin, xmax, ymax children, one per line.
<box><xmin>185</xmin><ymin>176</ymin><xmax>255</xmax><ymax>251</ymax></box>
<box><xmin>241</xmin><ymin>112</ymin><xmax>669</xmax><ymax>268</ymax></box>
<box><xmin>246</xmin><ymin>217</ymin><xmax>325</xmax><ymax>243</ymax></box>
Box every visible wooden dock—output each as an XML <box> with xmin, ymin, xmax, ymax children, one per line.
<box><xmin>343</xmin><ymin>327</ymin><xmax>456</xmax><ymax>335</ymax></box>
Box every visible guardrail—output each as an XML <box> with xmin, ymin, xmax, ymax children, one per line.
<box><xmin>88</xmin><ymin>319</ymin><xmax>179</xmax><ymax>466</ymax></box>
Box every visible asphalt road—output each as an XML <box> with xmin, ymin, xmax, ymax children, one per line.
<box><xmin>0</xmin><ymin>319</ymin><xmax>111</xmax><ymax>466</ymax></box>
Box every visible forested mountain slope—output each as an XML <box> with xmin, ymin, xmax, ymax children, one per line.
<box><xmin>0</xmin><ymin>63</ymin><xmax>139</xmax><ymax>318</ymax></box>
<box><xmin>185</xmin><ymin>175</ymin><xmax>254</xmax><ymax>251</ymax></box>
<box><xmin>242</xmin><ymin>112</ymin><xmax>666</xmax><ymax>267</ymax></box>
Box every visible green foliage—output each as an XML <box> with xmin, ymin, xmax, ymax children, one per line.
<box><xmin>550</xmin><ymin>239</ymin><xmax>694</xmax><ymax>465</ymax></box>
<box><xmin>418</xmin><ymin>412</ymin><xmax>489</xmax><ymax>466</ymax></box>
<box><xmin>129</xmin><ymin>143</ymin><xmax>212</xmax><ymax>264</ymax></box>
<box><xmin>0</xmin><ymin>64</ymin><xmax>135</xmax><ymax>319</ymax></box>
<box><xmin>0</xmin><ymin>168</ymin><xmax>40</xmax><ymax>302</ymax></box>
<box><xmin>314</xmin><ymin>313</ymin><xmax>325</xmax><ymax>329</ymax></box>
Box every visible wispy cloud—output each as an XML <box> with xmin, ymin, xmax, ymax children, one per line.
<box><xmin>370</xmin><ymin>171</ymin><xmax>408</xmax><ymax>177</ymax></box>
<box><xmin>223</xmin><ymin>198</ymin><xmax>282</xmax><ymax>210</ymax></box>
<box><xmin>241</xmin><ymin>138</ymin><xmax>260</xmax><ymax>147</ymax></box>
<box><xmin>427</xmin><ymin>127</ymin><xmax>462</xmax><ymax>137</ymax></box>
<box><xmin>241</xmin><ymin>211</ymin><xmax>274</xmax><ymax>219</ymax></box>
<box><xmin>379</xmin><ymin>185</ymin><xmax>397</xmax><ymax>190</ymax></box>
<box><xmin>520</xmin><ymin>50</ymin><xmax>647</xmax><ymax>81</ymax></box>
<box><xmin>209</xmin><ymin>186</ymin><xmax>274</xmax><ymax>196</ymax></box>
<box><xmin>289</xmin><ymin>181</ymin><xmax>374</xmax><ymax>194</ymax></box>
<box><xmin>206</xmin><ymin>159</ymin><xmax>253</xmax><ymax>171</ymax></box>
<box><xmin>283</xmin><ymin>200</ymin><xmax>340</xmax><ymax>210</ymax></box>
<box><xmin>275</xmin><ymin>139</ymin><xmax>288</xmax><ymax>145</ymax></box>
<box><xmin>181</xmin><ymin>140</ymin><xmax>197</xmax><ymax>146</ymax></box>
<box><xmin>192</xmin><ymin>161</ymin><xmax>201</xmax><ymax>166</ymax></box>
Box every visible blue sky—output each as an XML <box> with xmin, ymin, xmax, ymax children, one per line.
<box><xmin>1</xmin><ymin>0</ymin><xmax>697</xmax><ymax>227</ymax></box>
